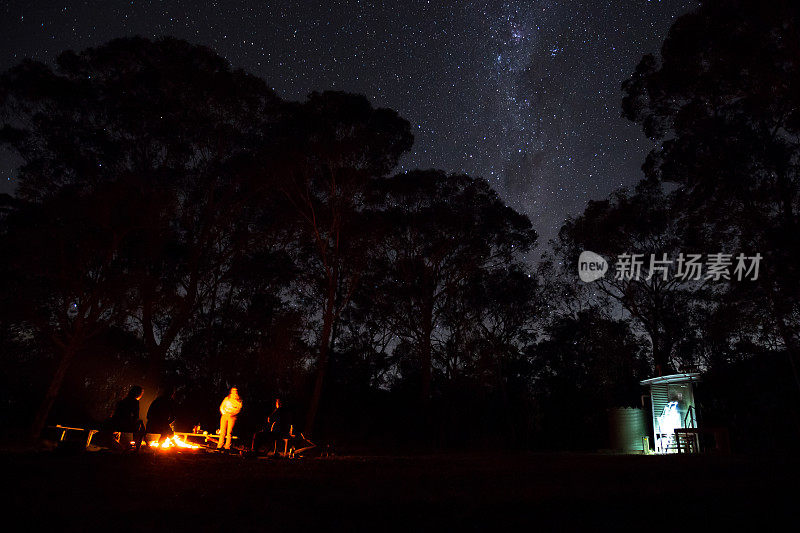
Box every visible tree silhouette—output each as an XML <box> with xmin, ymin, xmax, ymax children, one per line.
<box><xmin>266</xmin><ymin>91</ymin><xmax>413</xmax><ymax>434</ymax></box>
<box><xmin>0</xmin><ymin>37</ymin><xmax>292</xmax><ymax>432</ymax></box>
<box><xmin>530</xmin><ymin>307</ymin><xmax>649</xmax><ymax>449</ymax></box>
<box><xmin>0</xmin><ymin>36</ymin><xmax>546</xmax><ymax>447</ymax></box>
<box><xmin>0</xmin><ymin>184</ymin><xmax>138</xmax><ymax>438</ymax></box>
<box><xmin>623</xmin><ymin>0</ymin><xmax>800</xmax><ymax>386</ymax></box>
<box><xmin>554</xmin><ymin>180</ymin><xmax>707</xmax><ymax>375</ymax></box>
<box><xmin>370</xmin><ymin>170</ymin><xmax>537</xmax><ymax>404</ymax></box>
<box><xmin>0</xmin><ymin>37</ymin><xmax>286</xmax><ymax>414</ymax></box>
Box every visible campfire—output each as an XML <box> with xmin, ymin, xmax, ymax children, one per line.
<box><xmin>151</xmin><ymin>435</ymin><xmax>201</xmax><ymax>449</ymax></box>
<box><xmin>130</xmin><ymin>435</ymin><xmax>201</xmax><ymax>450</ymax></box>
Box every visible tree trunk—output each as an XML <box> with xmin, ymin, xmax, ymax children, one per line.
<box><xmin>774</xmin><ymin>311</ymin><xmax>800</xmax><ymax>395</ymax></box>
<box><xmin>304</xmin><ymin>282</ymin><xmax>337</xmax><ymax>436</ymax></box>
<box><xmin>649</xmin><ymin>330</ymin><xmax>668</xmax><ymax>377</ymax></box>
<box><xmin>30</xmin><ymin>345</ymin><xmax>78</xmax><ymax>440</ymax></box>
<box><xmin>768</xmin><ymin>289</ymin><xmax>800</xmax><ymax>395</ymax></box>
<box><xmin>140</xmin><ymin>292</ymin><xmax>178</xmax><ymax>403</ymax></box>
<box><xmin>420</xmin><ymin>296</ymin><xmax>433</xmax><ymax>402</ymax></box>
<box><xmin>761</xmin><ymin>261</ymin><xmax>800</xmax><ymax>395</ymax></box>
<box><xmin>141</xmin><ymin>344</ymin><xmax>169</xmax><ymax>408</ymax></box>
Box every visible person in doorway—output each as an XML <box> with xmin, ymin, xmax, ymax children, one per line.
<box><xmin>218</xmin><ymin>387</ymin><xmax>242</xmax><ymax>450</ymax></box>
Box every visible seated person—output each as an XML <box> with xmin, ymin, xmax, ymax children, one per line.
<box><xmin>251</xmin><ymin>398</ymin><xmax>294</xmax><ymax>454</ymax></box>
<box><xmin>147</xmin><ymin>387</ymin><xmax>177</xmax><ymax>447</ymax></box>
<box><xmin>109</xmin><ymin>385</ymin><xmax>146</xmax><ymax>450</ymax></box>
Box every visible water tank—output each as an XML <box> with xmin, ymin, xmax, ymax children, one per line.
<box><xmin>608</xmin><ymin>407</ymin><xmax>647</xmax><ymax>453</ymax></box>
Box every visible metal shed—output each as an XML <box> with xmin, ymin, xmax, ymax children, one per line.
<box><xmin>640</xmin><ymin>372</ymin><xmax>701</xmax><ymax>453</ymax></box>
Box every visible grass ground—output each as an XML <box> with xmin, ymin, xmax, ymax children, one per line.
<box><xmin>4</xmin><ymin>449</ymin><xmax>796</xmax><ymax>531</ymax></box>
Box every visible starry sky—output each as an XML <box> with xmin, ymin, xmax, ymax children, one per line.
<box><xmin>0</xmin><ymin>0</ymin><xmax>696</xmax><ymax>245</ymax></box>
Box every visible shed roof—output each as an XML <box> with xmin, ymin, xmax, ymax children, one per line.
<box><xmin>639</xmin><ymin>372</ymin><xmax>701</xmax><ymax>386</ymax></box>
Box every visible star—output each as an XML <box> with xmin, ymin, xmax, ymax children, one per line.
<box><xmin>0</xmin><ymin>0</ymin><xmax>695</xmax><ymax>251</ymax></box>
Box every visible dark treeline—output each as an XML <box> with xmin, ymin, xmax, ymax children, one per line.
<box><xmin>2</xmin><ymin>0</ymin><xmax>799</xmax><ymax>452</ymax></box>
<box><xmin>543</xmin><ymin>0</ymin><xmax>800</xmax><ymax>451</ymax></box>
<box><xmin>0</xmin><ymin>36</ymin><xmax>541</xmax><ymax>449</ymax></box>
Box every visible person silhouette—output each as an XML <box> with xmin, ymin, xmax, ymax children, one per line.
<box><xmin>147</xmin><ymin>387</ymin><xmax>177</xmax><ymax>447</ymax></box>
<box><xmin>110</xmin><ymin>385</ymin><xmax>145</xmax><ymax>450</ymax></box>
<box><xmin>218</xmin><ymin>387</ymin><xmax>243</xmax><ymax>450</ymax></box>
<box><xmin>251</xmin><ymin>398</ymin><xmax>294</xmax><ymax>455</ymax></box>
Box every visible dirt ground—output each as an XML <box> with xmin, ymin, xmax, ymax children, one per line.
<box><xmin>4</xmin><ymin>449</ymin><xmax>796</xmax><ymax>531</ymax></box>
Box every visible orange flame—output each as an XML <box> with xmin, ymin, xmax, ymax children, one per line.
<box><xmin>148</xmin><ymin>434</ymin><xmax>201</xmax><ymax>450</ymax></box>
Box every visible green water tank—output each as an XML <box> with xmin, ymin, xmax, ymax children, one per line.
<box><xmin>607</xmin><ymin>407</ymin><xmax>647</xmax><ymax>453</ymax></box>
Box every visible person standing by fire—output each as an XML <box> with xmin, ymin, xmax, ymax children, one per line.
<box><xmin>110</xmin><ymin>385</ymin><xmax>146</xmax><ymax>451</ymax></box>
<box><xmin>147</xmin><ymin>386</ymin><xmax>178</xmax><ymax>447</ymax></box>
<box><xmin>218</xmin><ymin>387</ymin><xmax>242</xmax><ymax>450</ymax></box>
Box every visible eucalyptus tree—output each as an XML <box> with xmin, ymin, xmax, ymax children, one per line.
<box><xmin>623</xmin><ymin>0</ymin><xmax>800</xmax><ymax>383</ymax></box>
<box><xmin>554</xmin><ymin>180</ymin><xmax>707</xmax><ymax>375</ymax></box>
<box><xmin>0</xmin><ymin>37</ymin><xmax>285</xmax><ymax>431</ymax></box>
<box><xmin>0</xmin><ymin>185</ymin><xmax>141</xmax><ymax>437</ymax></box>
<box><xmin>370</xmin><ymin>170</ymin><xmax>537</xmax><ymax>402</ymax></box>
<box><xmin>265</xmin><ymin>91</ymin><xmax>413</xmax><ymax>434</ymax></box>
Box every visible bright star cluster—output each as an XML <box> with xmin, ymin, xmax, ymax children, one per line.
<box><xmin>0</xmin><ymin>0</ymin><xmax>696</xmax><ymax>244</ymax></box>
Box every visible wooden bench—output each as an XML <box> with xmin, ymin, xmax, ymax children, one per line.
<box><xmin>47</xmin><ymin>425</ymin><xmax>99</xmax><ymax>447</ymax></box>
<box><xmin>172</xmin><ymin>431</ymin><xmax>237</xmax><ymax>446</ymax></box>
<box><xmin>47</xmin><ymin>426</ymin><xmax>241</xmax><ymax>450</ymax></box>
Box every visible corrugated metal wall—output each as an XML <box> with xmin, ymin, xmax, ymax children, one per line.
<box><xmin>650</xmin><ymin>383</ymin><xmax>670</xmax><ymax>432</ymax></box>
<box><xmin>608</xmin><ymin>408</ymin><xmax>647</xmax><ymax>452</ymax></box>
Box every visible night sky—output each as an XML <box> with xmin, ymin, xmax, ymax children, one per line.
<box><xmin>0</xmin><ymin>0</ymin><xmax>696</xmax><ymax>245</ymax></box>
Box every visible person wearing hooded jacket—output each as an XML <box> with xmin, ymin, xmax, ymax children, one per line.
<box><xmin>218</xmin><ymin>387</ymin><xmax>242</xmax><ymax>449</ymax></box>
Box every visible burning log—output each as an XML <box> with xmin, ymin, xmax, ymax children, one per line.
<box><xmin>140</xmin><ymin>434</ymin><xmax>201</xmax><ymax>450</ymax></box>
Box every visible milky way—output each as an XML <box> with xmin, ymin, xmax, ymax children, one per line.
<box><xmin>0</xmin><ymin>0</ymin><xmax>696</xmax><ymax>246</ymax></box>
